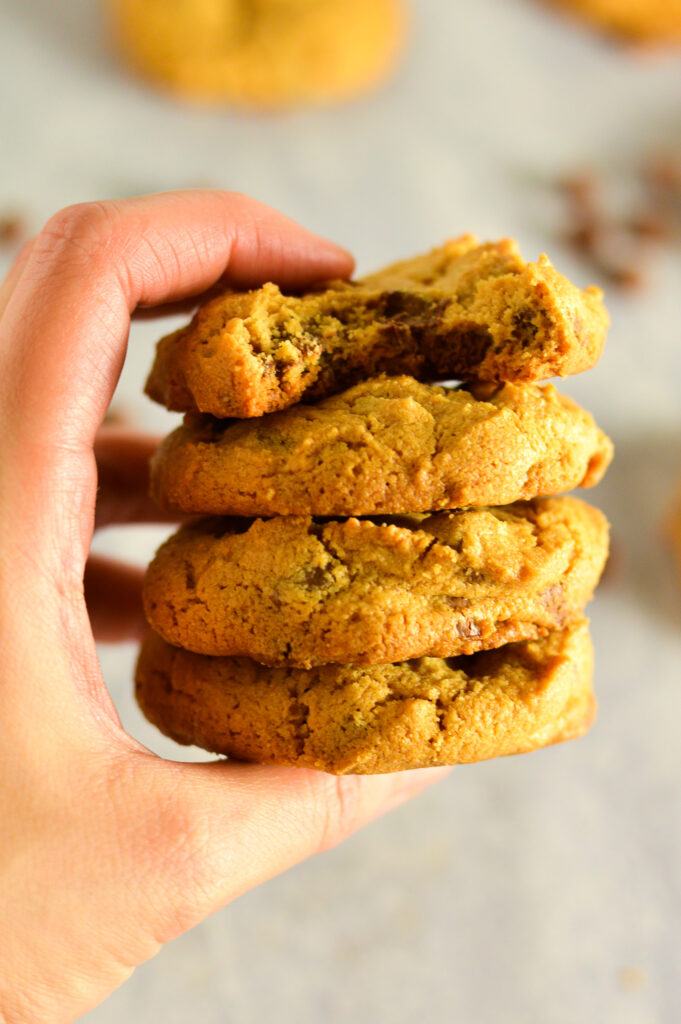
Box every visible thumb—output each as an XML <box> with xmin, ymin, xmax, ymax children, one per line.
<box><xmin>132</xmin><ymin>756</ymin><xmax>450</xmax><ymax>944</ymax></box>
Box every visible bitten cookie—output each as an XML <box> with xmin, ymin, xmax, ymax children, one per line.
<box><xmin>146</xmin><ymin>237</ymin><xmax>609</xmax><ymax>418</ymax></box>
<box><xmin>143</xmin><ymin>498</ymin><xmax>609</xmax><ymax>666</ymax></box>
<box><xmin>108</xmin><ymin>0</ymin><xmax>406</xmax><ymax>108</ymax></box>
<box><xmin>150</xmin><ymin>376</ymin><xmax>613</xmax><ymax>517</ymax></box>
<box><xmin>543</xmin><ymin>0</ymin><xmax>681</xmax><ymax>43</ymax></box>
<box><xmin>135</xmin><ymin>622</ymin><xmax>596</xmax><ymax>774</ymax></box>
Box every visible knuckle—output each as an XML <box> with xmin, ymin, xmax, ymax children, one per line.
<box><xmin>121</xmin><ymin>771</ymin><xmax>219</xmax><ymax>936</ymax></box>
<box><xmin>159</xmin><ymin>796</ymin><xmax>216</xmax><ymax>892</ymax></box>
<box><xmin>314</xmin><ymin>773</ymin><xmax>365</xmax><ymax>854</ymax></box>
<box><xmin>37</xmin><ymin>200</ymin><xmax>122</xmax><ymax>266</ymax></box>
<box><xmin>0</xmin><ymin>991</ymin><xmax>46</xmax><ymax>1024</ymax></box>
<box><xmin>149</xmin><ymin>804</ymin><xmax>228</xmax><ymax>942</ymax></box>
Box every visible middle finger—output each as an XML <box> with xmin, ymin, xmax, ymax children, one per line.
<box><xmin>95</xmin><ymin>427</ymin><xmax>180</xmax><ymax>530</ymax></box>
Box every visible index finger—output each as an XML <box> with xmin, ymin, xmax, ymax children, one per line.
<box><xmin>0</xmin><ymin>191</ymin><xmax>353</xmax><ymax>576</ymax></box>
<box><xmin>0</xmin><ymin>190</ymin><xmax>353</xmax><ymax>450</ymax></box>
<box><xmin>0</xmin><ymin>236</ymin><xmax>36</xmax><ymax>319</ymax></box>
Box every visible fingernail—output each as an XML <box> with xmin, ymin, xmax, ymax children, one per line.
<box><xmin>315</xmin><ymin>237</ymin><xmax>355</xmax><ymax>266</ymax></box>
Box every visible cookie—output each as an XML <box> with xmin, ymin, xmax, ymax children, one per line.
<box><xmin>150</xmin><ymin>376</ymin><xmax>613</xmax><ymax>517</ymax></box>
<box><xmin>135</xmin><ymin>622</ymin><xmax>596</xmax><ymax>774</ymax></box>
<box><xmin>544</xmin><ymin>0</ymin><xmax>681</xmax><ymax>43</ymax></box>
<box><xmin>145</xmin><ymin>237</ymin><xmax>609</xmax><ymax>418</ymax></box>
<box><xmin>108</xmin><ymin>0</ymin><xmax>406</xmax><ymax>108</ymax></box>
<box><xmin>143</xmin><ymin>498</ymin><xmax>609</xmax><ymax>666</ymax></box>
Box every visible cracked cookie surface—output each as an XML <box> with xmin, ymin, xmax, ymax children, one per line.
<box><xmin>145</xmin><ymin>236</ymin><xmax>609</xmax><ymax>418</ymax></box>
<box><xmin>135</xmin><ymin>622</ymin><xmax>595</xmax><ymax>774</ymax></box>
<box><xmin>143</xmin><ymin>498</ymin><xmax>609</xmax><ymax>666</ymax></box>
<box><xmin>150</xmin><ymin>376</ymin><xmax>613</xmax><ymax>517</ymax></box>
<box><xmin>109</xmin><ymin>0</ymin><xmax>406</xmax><ymax>108</ymax></box>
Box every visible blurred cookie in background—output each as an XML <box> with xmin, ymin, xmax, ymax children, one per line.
<box><xmin>108</xmin><ymin>0</ymin><xmax>407</xmax><ymax>108</ymax></box>
<box><xmin>542</xmin><ymin>0</ymin><xmax>681</xmax><ymax>45</ymax></box>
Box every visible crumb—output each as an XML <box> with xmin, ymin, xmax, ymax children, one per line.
<box><xmin>640</xmin><ymin>153</ymin><xmax>681</xmax><ymax>241</ymax></box>
<box><xmin>617</xmin><ymin>966</ymin><xmax>648</xmax><ymax>992</ymax></box>
<box><xmin>0</xmin><ymin>214</ymin><xmax>26</xmax><ymax>247</ymax></box>
<box><xmin>559</xmin><ymin>173</ymin><xmax>645</xmax><ymax>288</ymax></box>
<box><xmin>644</xmin><ymin>153</ymin><xmax>681</xmax><ymax>193</ymax></box>
<box><xmin>604</xmin><ymin>263</ymin><xmax>644</xmax><ymax>290</ymax></box>
<box><xmin>627</xmin><ymin>209</ymin><xmax>672</xmax><ymax>242</ymax></box>
<box><xmin>559</xmin><ymin>172</ymin><xmax>602</xmax><ymax>213</ymax></box>
<box><xmin>557</xmin><ymin>154</ymin><xmax>681</xmax><ymax>290</ymax></box>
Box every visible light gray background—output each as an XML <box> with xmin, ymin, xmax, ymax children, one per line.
<box><xmin>1</xmin><ymin>1</ymin><xmax>680</xmax><ymax>1021</ymax></box>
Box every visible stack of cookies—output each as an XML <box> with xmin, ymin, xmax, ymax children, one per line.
<box><xmin>136</xmin><ymin>236</ymin><xmax>613</xmax><ymax>774</ymax></box>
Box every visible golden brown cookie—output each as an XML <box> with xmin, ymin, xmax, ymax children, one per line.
<box><xmin>108</xmin><ymin>0</ymin><xmax>406</xmax><ymax>108</ymax></box>
<box><xmin>150</xmin><ymin>376</ymin><xmax>613</xmax><ymax>517</ymax></box>
<box><xmin>146</xmin><ymin>237</ymin><xmax>609</xmax><ymax>418</ymax></box>
<box><xmin>135</xmin><ymin>622</ymin><xmax>596</xmax><ymax>773</ymax></box>
<box><xmin>544</xmin><ymin>0</ymin><xmax>681</xmax><ymax>43</ymax></box>
<box><xmin>143</xmin><ymin>498</ymin><xmax>609</xmax><ymax>666</ymax></box>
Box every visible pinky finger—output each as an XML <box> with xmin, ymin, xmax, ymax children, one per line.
<box><xmin>85</xmin><ymin>555</ymin><xmax>147</xmax><ymax>642</ymax></box>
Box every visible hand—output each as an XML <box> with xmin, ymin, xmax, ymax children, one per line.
<box><xmin>0</xmin><ymin>192</ymin><xmax>449</xmax><ymax>1023</ymax></box>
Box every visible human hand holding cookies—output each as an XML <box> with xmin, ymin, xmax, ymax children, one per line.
<box><xmin>0</xmin><ymin>192</ymin><xmax>449</xmax><ymax>1022</ymax></box>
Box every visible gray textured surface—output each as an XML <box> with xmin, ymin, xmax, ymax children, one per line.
<box><xmin>2</xmin><ymin>0</ymin><xmax>681</xmax><ymax>1020</ymax></box>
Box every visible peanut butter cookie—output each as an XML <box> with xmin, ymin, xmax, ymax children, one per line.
<box><xmin>135</xmin><ymin>622</ymin><xmax>596</xmax><ymax>773</ymax></box>
<box><xmin>150</xmin><ymin>376</ymin><xmax>613</xmax><ymax>517</ymax></box>
<box><xmin>143</xmin><ymin>498</ymin><xmax>609</xmax><ymax>666</ymax></box>
<box><xmin>109</xmin><ymin>0</ymin><xmax>406</xmax><ymax>108</ymax></box>
<box><xmin>146</xmin><ymin>237</ymin><xmax>609</xmax><ymax>418</ymax></box>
